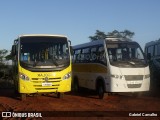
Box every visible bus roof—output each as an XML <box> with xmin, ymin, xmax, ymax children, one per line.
<box><xmin>145</xmin><ymin>40</ymin><xmax>160</xmax><ymax>47</ymax></box>
<box><xmin>18</xmin><ymin>34</ymin><xmax>67</xmax><ymax>38</ymax></box>
<box><xmin>105</xmin><ymin>37</ymin><xmax>132</xmax><ymax>41</ymax></box>
<box><xmin>73</xmin><ymin>40</ymin><xmax>104</xmax><ymax>50</ymax></box>
<box><xmin>73</xmin><ymin>38</ymin><xmax>136</xmax><ymax>50</ymax></box>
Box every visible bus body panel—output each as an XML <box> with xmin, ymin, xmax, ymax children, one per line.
<box><xmin>73</xmin><ymin>63</ymin><xmax>150</xmax><ymax>92</ymax></box>
<box><xmin>72</xmin><ymin>63</ymin><xmax>107</xmax><ymax>89</ymax></box>
<box><xmin>18</xmin><ymin>64</ymin><xmax>71</xmax><ymax>93</ymax></box>
<box><xmin>107</xmin><ymin>66</ymin><xmax>150</xmax><ymax>92</ymax></box>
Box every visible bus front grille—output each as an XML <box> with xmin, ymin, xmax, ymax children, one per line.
<box><xmin>32</xmin><ymin>77</ymin><xmax>61</xmax><ymax>80</ymax></box>
<box><xmin>124</xmin><ymin>75</ymin><xmax>143</xmax><ymax>80</ymax></box>
<box><xmin>124</xmin><ymin>75</ymin><xmax>143</xmax><ymax>88</ymax></box>
<box><xmin>31</xmin><ymin>77</ymin><xmax>61</xmax><ymax>91</ymax></box>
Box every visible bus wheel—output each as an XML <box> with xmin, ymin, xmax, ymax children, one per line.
<box><xmin>57</xmin><ymin>92</ymin><xmax>64</xmax><ymax>98</ymax></box>
<box><xmin>21</xmin><ymin>93</ymin><xmax>26</xmax><ymax>101</ymax></box>
<box><xmin>97</xmin><ymin>83</ymin><xmax>104</xmax><ymax>99</ymax></box>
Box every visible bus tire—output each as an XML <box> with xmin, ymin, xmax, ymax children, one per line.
<box><xmin>21</xmin><ymin>93</ymin><xmax>26</xmax><ymax>101</ymax></box>
<box><xmin>57</xmin><ymin>92</ymin><xmax>64</xmax><ymax>98</ymax></box>
<box><xmin>97</xmin><ymin>82</ymin><xmax>104</xmax><ymax>99</ymax></box>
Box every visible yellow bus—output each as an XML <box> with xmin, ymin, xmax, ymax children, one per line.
<box><xmin>11</xmin><ymin>34</ymin><xmax>72</xmax><ymax>100</ymax></box>
<box><xmin>72</xmin><ymin>38</ymin><xmax>150</xmax><ymax>99</ymax></box>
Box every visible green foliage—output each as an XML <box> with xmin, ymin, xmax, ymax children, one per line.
<box><xmin>5</xmin><ymin>54</ymin><xmax>13</xmax><ymax>60</ymax></box>
<box><xmin>89</xmin><ymin>30</ymin><xmax>107</xmax><ymax>41</ymax></box>
<box><xmin>0</xmin><ymin>49</ymin><xmax>8</xmax><ymax>63</ymax></box>
<box><xmin>89</xmin><ymin>29</ymin><xmax>135</xmax><ymax>41</ymax></box>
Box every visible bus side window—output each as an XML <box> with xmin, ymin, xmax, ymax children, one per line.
<box><xmin>122</xmin><ymin>48</ymin><xmax>130</xmax><ymax>60</ymax></box>
<box><xmin>74</xmin><ymin>49</ymin><xmax>81</xmax><ymax>63</ymax></box>
<box><xmin>72</xmin><ymin>50</ymin><xmax>75</xmax><ymax>63</ymax></box>
<box><xmin>147</xmin><ymin>45</ymin><xmax>154</xmax><ymax>58</ymax></box>
<box><xmin>157</xmin><ymin>44</ymin><xmax>160</xmax><ymax>56</ymax></box>
<box><xmin>82</xmin><ymin>48</ymin><xmax>90</xmax><ymax>63</ymax></box>
<box><xmin>155</xmin><ymin>44</ymin><xmax>160</xmax><ymax>57</ymax></box>
<box><xmin>90</xmin><ymin>47</ymin><xmax>97</xmax><ymax>62</ymax></box>
<box><xmin>131</xmin><ymin>48</ymin><xmax>136</xmax><ymax>59</ymax></box>
<box><xmin>108</xmin><ymin>48</ymin><xmax>117</xmax><ymax>61</ymax></box>
<box><xmin>147</xmin><ymin>53</ymin><xmax>151</xmax><ymax>60</ymax></box>
<box><xmin>97</xmin><ymin>46</ymin><xmax>107</xmax><ymax>65</ymax></box>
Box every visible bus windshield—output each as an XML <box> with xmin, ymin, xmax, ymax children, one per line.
<box><xmin>106</xmin><ymin>42</ymin><xmax>148</xmax><ymax>67</ymax></box>
<box><xmin>20</xmin><ymin>36</ymin><xmax>70</xmax><ymax>71</ymax></box>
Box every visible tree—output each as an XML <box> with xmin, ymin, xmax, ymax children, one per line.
<box><xmin>89</xmin><ymin>29</ymin><xmax>135</xmax><ymax>41</ymax></box>
<box><xmin>89</xmin><ymin>30</ymin><xmax>107</xmax><ymax>41</ymax></box>
<box><xmin>5</xmin><ymin>54</ymin><xmax>13</xmax><ymax>61</ymax></box>
<box><xmin>0</xmin><ymin>49</ymin><xmax>8</xmax><ymax>64</ymax></box>
<box><xmin>108</xmin><ymin>29</ymin><xmax>135</xmax><ymax>39</ymax></box>
<box><xmin>0</xmin><ymin>49</ymin><xmax>9</xmax><ymax>78</ymax></box>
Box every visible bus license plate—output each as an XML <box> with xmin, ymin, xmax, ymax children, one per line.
<box><xmin>42</xmin><ymin>83</ymin><xmax>52</xmax><ymax>86</ymax></box>
<box><xmin>127</xmin><ymin>81</ymin><xmax>142</xmax><ymax>84</ymax></box>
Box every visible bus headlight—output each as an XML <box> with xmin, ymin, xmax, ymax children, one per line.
<box><xmin>111</xmin><ymin>74</ymin><xmax>124</xmax><ymax>79</ymax></box>
<box><xmin>63</xmin><ymin>72</ymin><xmax>71</xmax><ymax>80</ymax></box>
<box><xmin>144</xmin><ymin>74</ymin><xmax>150</xmax><ymax>79</ymax></box>
<box><xmin>19</xmin><ymin>73</ymin><xmax>30</xmax><ymax>81</ymax></box>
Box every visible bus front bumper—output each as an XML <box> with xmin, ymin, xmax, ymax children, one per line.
<box><xmin>18</xmin><ymin>78</ymin><xmax>71</xmax><ymax>94</ymax></box>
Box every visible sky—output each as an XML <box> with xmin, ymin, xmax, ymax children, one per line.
<box><xmin>0</xmin><ymin>0</ymin><xmax>160</xmax><ymax>51</ymax></box>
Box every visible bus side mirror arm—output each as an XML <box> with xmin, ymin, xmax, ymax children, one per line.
<box><xmin>70</xmin><ymin>46</ymin><xmax>73</xmax><ymax>55</ymax></box>
<box><xmin>68</xmin><ymin>40</ymin><xmax>73</xmax><ymax>55</ymax></box>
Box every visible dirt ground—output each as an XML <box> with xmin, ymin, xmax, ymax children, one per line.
<box><xmin>0</xmin><ymin>79</ymin><xmax>160</xmax><ymax>120</ymax></box>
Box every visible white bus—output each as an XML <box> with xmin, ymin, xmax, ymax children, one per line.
<box><xmin>72</xmin><ymin>38</ymin><xmax>150</xmax><ymax>99</ymax></box>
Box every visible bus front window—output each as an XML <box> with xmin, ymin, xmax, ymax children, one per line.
<box><xmin>107</xmin><ymin>43</ymin><xmax>147</xmax><ymax>67</ymax></box>
<box><xmin>20</xmin><ymin>36</ymin><xmax>70</xmax><ymax>71</ymax></box>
